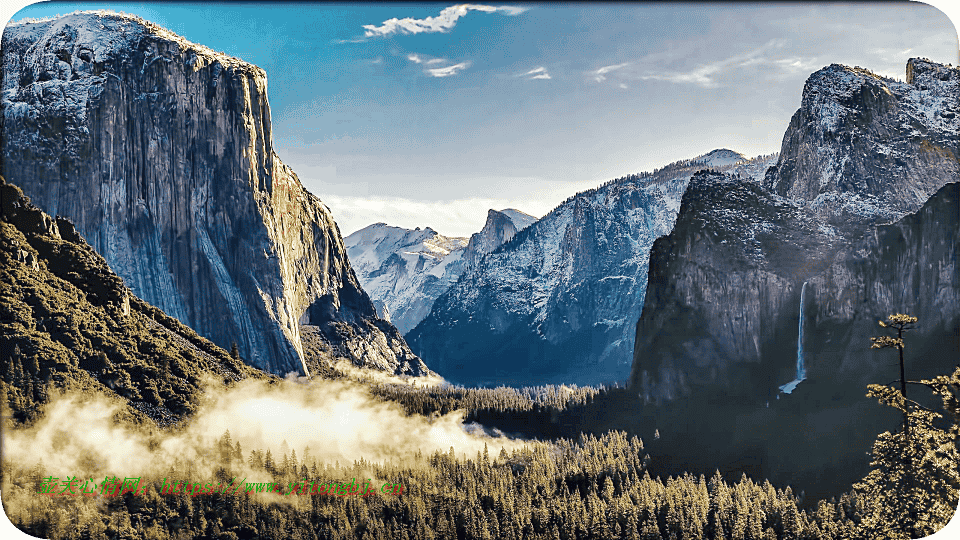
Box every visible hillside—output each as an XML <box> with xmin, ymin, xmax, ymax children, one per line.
<box><xmin>0</xmin><ymin>175</ymin><xmax>265</xmax><ymax>426</ymax></box>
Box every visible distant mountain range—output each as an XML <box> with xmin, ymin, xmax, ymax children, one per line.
<box><xmin>406</xmin><ymin>149</ymin><xmax>778</xmax><ymax>385</ymax></box>
<box><xmin>345</xmin><ymin>208</ymin><xmax>536</xmax><ymax>334</ymax></box>
<box><xmin>2</xmin><ymin>11</ymin><xmax>955</xmax><ymax>405</ymax></box>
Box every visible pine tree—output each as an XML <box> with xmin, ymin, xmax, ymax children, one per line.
<box><xmin>264</xmin><ymin>449</ymin><xmax>274</xmax><ymax>474</ymax></box>
<box><xmin>870</xmin><ymin>314</ymin><xmax>918</xmax><ymax>449</ymax></box>
<box><xmin>857</xmin><ymin>314</ymin><xmax>960</xmax><ymax>538</ymax></box>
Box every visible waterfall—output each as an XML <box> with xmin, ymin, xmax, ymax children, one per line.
<box><xmin>779</xmin><ymin>281</ymin><xmax>807</xmax><ymax>395</ymax></box>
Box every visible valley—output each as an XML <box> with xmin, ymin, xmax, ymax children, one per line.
<box><xmin>1</xmin><ymin>6</ymin><xmax>958</xmax><ymax>540</ymax></box>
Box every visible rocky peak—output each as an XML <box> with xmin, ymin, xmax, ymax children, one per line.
<box><xmin>763</xmin><ymin>59</ymin><xmax>958</xmax><ymax>224</ymax></box>
<box><xmin>463</xmin><ymin>208</ymin><xmax>536</xmax><ymax>268</ymax></box>
<box><xmin>345</xmin><ymin>223</ymin><xmax>469</xmax><ymax>334</ymax></box>
<box><xmin>906</xmin><ymin>57</ymin><xmax>958</xmax><ymax>86</ymax></box>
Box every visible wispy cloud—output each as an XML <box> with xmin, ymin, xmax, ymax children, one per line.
<box><xmin>407</xmin><ymin>53</ymin><xmax>446</xmax><ymax>65</ymax></box>
<box><xmin>428</xmin><ymin>61</ymin><xmax>472</xmax><ymax>77</ymax></box>
<box><xmin>524</xmin><ymin>66</ymin><xmax>551</xmax><ymax>80</ymax></box>
<box><xmin>636</xmin><ymin>40</ymin><xmax>818</xmax><ymax>88</ymax></box>
<box><xmin>363</xmin><ymin>4</ymin><xmax>528</xmax><ymax>37</ymax></box>
<box><xmin>639</xmin><ymin>64</ymin><xmax>720</xmax><ymax>87</ymax></box>
<box><xmin>405</xmin><ymin>53</ymin><xmax>470</xmax><ymax>77</ymax></box>
<box><xmin>593</xmin><ymin>62</ymin><xmax>629</xmax><ymax>82</ymax></box>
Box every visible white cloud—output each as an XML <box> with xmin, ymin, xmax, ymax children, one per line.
<box><xmin>593</xmin><ymin>62</ymin><xmax>629</xmax><ymax>82</ymax></box>
<box><xmin>318</xmin><ymin>195</ymin><xmax>548</xmax><ymax>237</ymax></box>
<box><xmin>524</xmin><ymin>66</ymin><xmax>552</xmax><ymax>80</ymax></box>
<box><xmin>427</xmin><ymin>61</ymin><xmax>471</xmax><ymax>77</ymax></box>
<box><xmin>639</xmin><ymin>64</ymin><xmax>720</xmax><ymax>88</ymax></box>
<box><xmin>408</xmin><ymin>53</ymin><xmax>450</xmax><ymax>66</ymax></box>
<box><xmin>363</xmin><ymin>4</ymin><xmax>528</xmax><ymax>37</ymax></box>
<box><xmin>406</xmin><ymin>54</ymin><xmax>470</xmax><ymax>77</ymax></box>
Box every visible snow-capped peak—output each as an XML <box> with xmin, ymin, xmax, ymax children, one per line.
<box><xmin>693</xmin><ymin>149</ymin><xmax>747</xmax><ymax>167</ymax></box>
<box><xmin>498</xmin><ymin>208</ymin><xmax>538</xmax><ymax>231</ymax></box>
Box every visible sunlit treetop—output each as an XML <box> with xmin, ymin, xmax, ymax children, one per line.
<box><xmin>870</xmin><ymin>335</ymin><xmax>904</xmax><ymax>349</ymax></box>
<box><xmin>878</xmin><ymin>313</ymin><xmax>919</xmax><ymax>328</ymax></box>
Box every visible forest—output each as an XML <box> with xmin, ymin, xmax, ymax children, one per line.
<box><xmin>3</xmin><ymin>358</ymin><xmax>958</xmax><ymax>540</ymax></box>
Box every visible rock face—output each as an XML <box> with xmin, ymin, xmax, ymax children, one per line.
<box><xmin>807</xmin><ymin>180</ymin><xmax>958</xmax><ymax>385</ymax></box>
<box><xmin>1</xmin><ymin>12</ymin><xmax>428</xmax><ymax>376</ymax></box>
<box><xmin>631</xmin><ymin>59</ymin><xmax>959</xmax><ymax>402</ymax></box>
<box><xmin>462</xmin><ymin>209</ymin><xmax>537</xmax><ymax>268</ymax></box>
<box><xmin>345</xmin><ymin>208</ymin><xmax>536</xmax><ymax>335</ymax></box>
<box><xmin>764</xmin><ymin>59</ymin><xmax>959</xmax><ymax>224</ymax></box>
<box><xmin>408</xmin><ymin>151</ymin><xmax>777</xmax><ymax>386</ymax></box>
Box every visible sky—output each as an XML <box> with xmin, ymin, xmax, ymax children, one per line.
<box><xmin>2</xmin><ymin>1</ymin><xmax>959</xmax><ymax>237</ymax></box>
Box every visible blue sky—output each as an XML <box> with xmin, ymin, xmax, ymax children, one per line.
<box><xmin>3</xmin><ymin>2</ymin><xmax>959</xmax><ymax>236</ymax></box>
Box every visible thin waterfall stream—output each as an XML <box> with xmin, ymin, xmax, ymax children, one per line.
<box><xmin>779</xmin><ymin>281</ymin><xmax>807</xmax><ymax>395</ymax></box>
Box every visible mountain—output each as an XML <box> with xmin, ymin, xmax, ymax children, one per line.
<box><xmin>631</xmin><ymin>58</ymin><xmax>959</xmax><ymax>402</ymax></box>
<box><xmin>346</xmin><ymin>224</ymin><xmax>468</xmax><ymax>334</ymax></box>
<box><xmin>626</xmin><ymin>61</ymin><xmax>957</xmax><ymax>496</ymax></box>
<box><xmin>0</xmin><ymin>12</ymin><xmax>428</xmax><ymax>377</ymax></box>
<box><xmin>462</xmin><ymin>208</ymin><xmax>538</xmax><ymax>268</ymax></box>
<box><xmin>407</xmin><ymin>151</ymin><xmax>778</xmax><ymax>386</ymax></box>
<box><xmin>0</xmin><ymin>175</ymin><xmax>265</xmax><ymax>426</ymax></box>
<box><xmin>345</xmin><ymin>208</ymin><xmax>536</xmax><ymax>334</ymax></box>
<box><xmin>764</xmin><ymin>59</ymin><xmax>958</xmax><ymax>224</ymax></box>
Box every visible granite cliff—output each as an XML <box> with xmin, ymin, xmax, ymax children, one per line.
<box><xmin>631</xmin><ymin>59</ymin><xmax>959</xmax><ymax>402</ymax></box>
<box><xmin>1</xmin><ymin>12</ymin><xmax>428</xmax><ymax>376</ymax></box>
<box><xmin>1</xmin><ymin>175</ymin><xmax>264</xmax><ymax>426</ymax></box>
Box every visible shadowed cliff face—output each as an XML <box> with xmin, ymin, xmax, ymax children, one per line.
<box><xmin>624</xmin><ymin>60</ymin><xmax>958</xmax><ymax>500</ymax></box>
<box><xmin>631</xmin><ymin>59</ymin><xmax>959</xmax><ymax>403</ymax></box>
<box><xmin>1</xmin><ymin>12</ymin><xmax>428</xmax><ymax>376</ymax></box>
<box><xmin>627</xmin><ymin>177</ymin><xmax>958</xmax><ymax>502</ymax></box>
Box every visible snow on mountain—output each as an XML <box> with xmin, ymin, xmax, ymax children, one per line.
<box><xmin>631</xmin><ymin>58</ymin><xmax>958</xmax><ymax>412</ymax></box>
<box><xmin>693</xmin><ymin>148</ymin><xmax>747</xmax><ymax>167</ymax></box>
<box><xmin>345</xmin><ymin>208</ymin><xmax>537</xmax><ymax>334</ymax></box>
<box><xmin>498</xmin><ymin>209</ymin><xmax>538</xmax><ymax>231</ymax></box>
<box><xmin>407</xmin><ymin>152</ymin><xmax>779</xmax><ymax>386</ymax></box>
